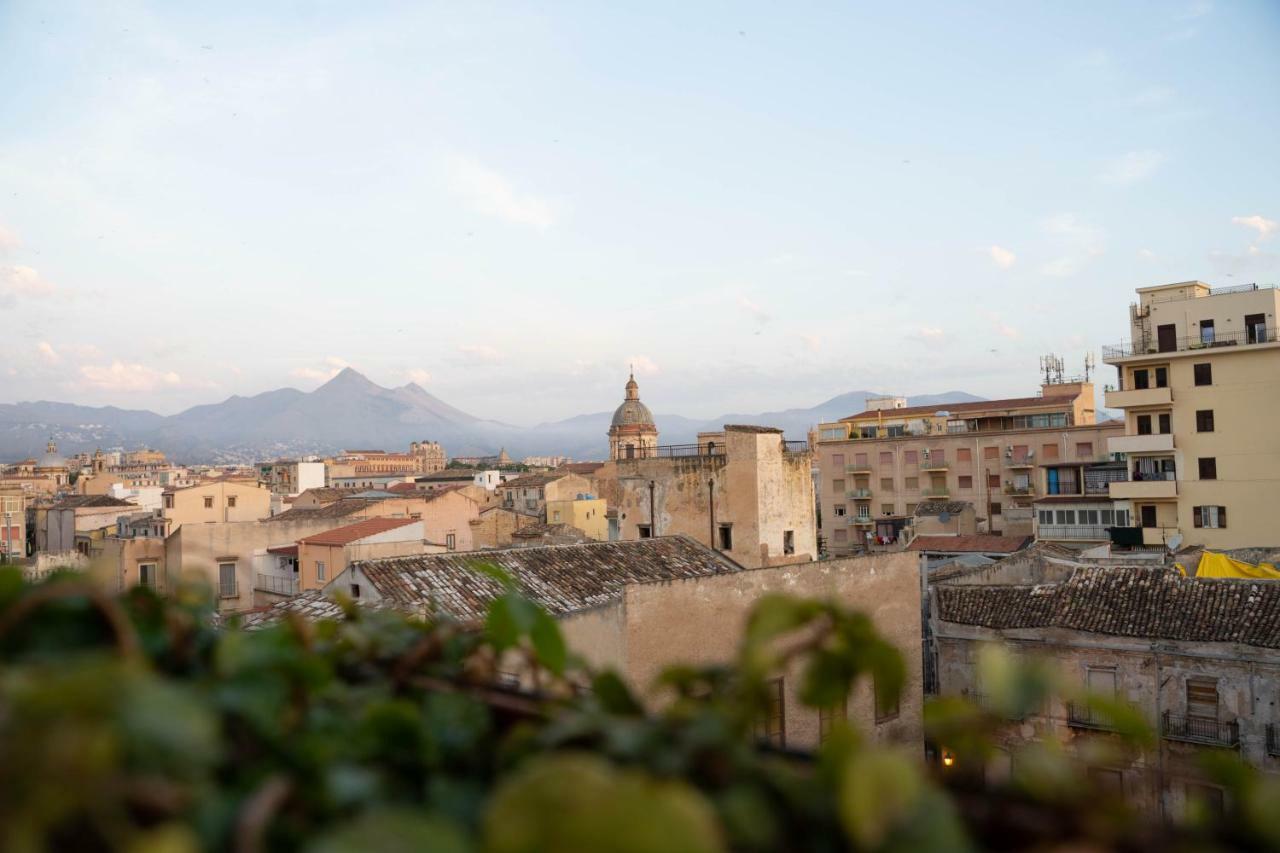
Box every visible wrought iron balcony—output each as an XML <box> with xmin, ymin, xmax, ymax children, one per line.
<box><xmin>256</xmin><ymin>572</ymin><xmax>299</xmax><ymax>596</ymax></box>
<box><xmin>921</xmin><ymin>487</ymin><xmax>950</xmax><ymax>498</ymax></box>
<box><xmin>845</xmin><ymin>463</ymin><xmax>874</xmax><ymax>474</ymax></box>
<box><xmin>1036</xmin><ymin>525</ymin><xmax>1110</xmax><ymax>541</ymax></box>
<box><xmin>1003</xmin><ymin>485</ymin><xmax>1034</xmax><ymax>496</ymax></box>
<box><xmin>919</xmin><ymin>458</ymin><xmax>949</xmax><ymax>471</ymax></box>
<box><xmin>1067</xmin><ymin>702</ymin><xmax>1120</xmax><ymax>732</ymax></box>
<box><xmin>851</xmin><ymin>515</ymin><xmax>874</xmax><ymax>526</ymax></box>
<box><xmin>846</xmin><ymin>488</ymin><xmax>873</xmax><ymax>499</ymax></box>
<box><xmin>1104</xmin><ymin>325</ymin><xmax>1277</xmax><ymax>360</ymax></box>
<box><xmin>1005</xmin><ymin>454</ymin><xmax>1035</xmax><ymax>468</ymax></box>
<box><xmin>1161</xmin><ymin>711</ymin><xmax>1239</xmax><ymax>748</ymax></box>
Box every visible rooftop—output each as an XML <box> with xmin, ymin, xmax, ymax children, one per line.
<box><xmin>50</xmin><ymin>495</ymin><xmax>135</xmax><ymax>510</ymax></box>
<box><xmin>907</xmin><ymin>534</ymin><xmax>1031</xmax><ymax>555</ymax></box>
<box><xmin>841</xmin><ymin>395</ymin><xmax>1065</xmax><ymax>423</ymax></box>
<box><xmin>913</xmin><ymin>501</ymin><xmax>971</xmax><ymax>518</ymax></box>
<box><xmin>935</xmin><ymin>565</ymin><xmax>1280</xmax><ymax>649</ymax></box>
<box><xmin>237</xmin><ymin>589</ymin><xmax>400</xmax><ymax>630</ymax></box>
<box><xmin>299</xmin><ymin>516</ymin><xmax>420</xmax><ymax>547</ymax></box>
<box><xmin>500</xmin><ymin>472</ymin><xmax>571</xmax><ymax>490</ymax></box>
<box><xmin>264</xmin><ymin>498</ymin><xmax>376</xmax><ymax>523</ymax></box>
<box><xmin>352</xmin><ymin>535</ymin><xmax>743</xmax><ymax>623</ymax></box>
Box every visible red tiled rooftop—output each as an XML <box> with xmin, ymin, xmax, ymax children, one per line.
<box><xmin>298</xmin><ymin>516</ymin><xmax>420</xmax><ymax>547</ymax></box>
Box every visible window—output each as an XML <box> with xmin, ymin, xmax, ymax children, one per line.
<box><xmin>880</xmin><ymin>503</ymin><xmax>894</xmax><ymax>514</ymax></box>
<box><xmin>1196</xmin><ymin>410</ymin><xmax>1215</xmax><ymax>432</ymax></box>
<box><xmin>163</xmin><ymin>494</ymin><xmax>174</xmax><ymax>509</ymax></box>
<box><xmin>783</xmin><ymin>530</ymin><xmax>794</xmax><ymax>555</ymax></box>
<box><xmin>316</xmin><ymin>560</ymin><xmax>326</xmax><ymax>582</ymax></box>
<box><xmin>446</xmin><ymin>533</ymin><xmax>457</xmax><ymax>550</ymax></box>
<box><xmin>1133</xmin><ymin>369</ymin><xmax>1149</xmax><ymax>390</ymax></box>
<box><xmin>227</xmin><ymin>495</ymin><xmax>237</xmax><ymax>508</ymax></box>
<box><xmin>904</xmin><ymin>450</ymin><xmax>918</xmax><ymax>465</ymax></box>
<box><xmin>204</xmin><ymin>496</ymin><xmax>214</xmax><ymax>509</ymax></box>
<box><xmin>874</xmin><ymin>673</ymin><xmax>900</xmax><ymax>722</ymax></box>
<box><xmin>1199</xmin><ymin>319</ymin><xmax>1215</xmax><ymax>344</ymax></box>
<box><xmin>1089</xmin><ymin>768</ymin><xmax>1125</xmax><ymax>798</ymax></box>
<box><xmin>1076</xmin><ymin>442</ymin><xmax>1093</xmax><ymax>458</ymax></box>
<box><xmin>218</xmin><ymin>563</ymin><xmax>237</xmax><ymax>598</ymax></box>
<box><xmin>931</xmin><ymin>449</ymin><xmax>945</xmax><ymax>464</ymax></box>
<box><xmin>818</xmin><ymin>696</ymin><xmax>848</xmax><ymax>743</ymax></box>
<box><xmin>957</xmin><ymin>447</ymin><xmax>972</xmax><ymax>462</ymax></box>
<box><xmin>1041</xmin><ymin>444</ymin><xmax>1059</xmax><ymax>460</ymax></box>
<box><xmin>1087</xmin><ymin>666</ymin><xmax>1118</xmax><ymax>698</ymax></box>
<box><xmin>1186</xmin><ymin>783</ymin><xmax>1226</xmax><ymax>819</ymax></box>
<box><xmin>1194</xmin><ymin>363</ymin><xmax>1212</xmax><ymax>386</ymax></box>
<box><xmin>905</xmin><ymin>503</ymin><xmax>917</xmax><ymax>515</ymax></box>
<box><xmin>987</xmin><ymin>473</ymin><xmax>1000</xmax><ymax>488</ymax></box>
<box><xmin>1198</xmin><ymin>458</ymin><xmax>1217</xmax><ymax>480</ymax></box>
<box><xmin>879</xmin><ymin>451</ymin><xmax>893</xmax><ymax>465</ymax></box>
<box><xmin>1136</xmin><ymin>415</ymin><xmax>1152</xmax><ymax>435</ymax></box>
<box><xmin>832</xmin><ymin>478</ymin><xmax>845</xmax><ymax>495</ymax></box>
<box><xmin>350</xmin><ymin>583</ymin><xmax>361</xmax><ymax>598</ymax></box>
<box><xmin>1186</xmin><ymin>679</ymin><xmax>1219</xmax><ymax>720</ymax></box>
<box><xmin>833</xmin><ymin>529</ymin><xmax>847</xmax><ymax>544</ymax></box>
<box><xmin>904</xmin><ymin>477</ymin><xmax>919</xmax><ymax>490</ymax></box>
<box><xmin>831</xmin><ymin>453</ymin><xmax>845</xmax><ymax>468</ymax></box>
<box><xmin>958</xmin><ymin>475</ymin><xmax>973</xmax><ymax>490</ymax></box>
<box><xmin>1155</xmin><ymin>366</ymin><xmax>1168</xmax><ymax>388</ymax></box>
<box><xmin>1055</xmin><ymin>509</ymin><xmax>1076</xmax><ymax>525</ymax></box>
<box><xmin>718</xmin><ymin>524</ymin><xmax>733</xmax><ymax>550</ymax></box>
<box><xmin>833</xmin><ymin>504</ymin><xmax>846</xmax><ymax>517</ymax></box>
<box><xmin>990</xmin><ymin>502</ymin><xmax>1002</xmax><ymax>515</ymax></box>
<box><xmin>138</xmin><ymin>563</ymin><xmax>156</xmax><ymax>588</ymax></box>
<box><xmin>983</xmin><ymin>446</ymin><xmax>999</xmax><ymax>460</ymax></box>
<box><xmin>1193</xmin><ymin>506</ymin><xmax>1227</xmax><ymax>529</ymax></box>
<box><xmin>879</xmin><ymin>477</ymin><xmax>894</xmax><ymax>491</ymax></box>
<box><xmin>1158</xmin><ymin>413</ymin><xmax>1171</xmax><ymax>434</ymax></box>
<box><xmin>637</xmin><ymin>524</ymin><xmax>652</xmax><ymax>538</ymax></box>
<box><xmin>854</xmin><ymin>452</ymin><xmax>869</xmax><ymax>466</ymax></box>
<box><xmin>755</xmin><ymin>677</ymin><xmax>785</xmax><ymax>746</ymax></box>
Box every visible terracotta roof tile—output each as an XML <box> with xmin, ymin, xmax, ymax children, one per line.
<box><xmin>51</xmin><ymin>495</ymin><xmax>135</xmax><ymax>510</ymax></box>
<box><xmin>299</xmin><ymin>517</ymin><xmax>419</xmax><ymax>546</ymax></box>
<box><xmin>908</xmin><ymin>534</ymin><xmax>1031</xmax><ymax>554</ymax></box>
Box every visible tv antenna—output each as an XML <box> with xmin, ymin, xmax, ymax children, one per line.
<box><xmin>1083</xmin><ymin>352</ymin><xmax>1095</xmax><ymax>382</ymax></box>
<box><xmin>1039</xmin><ymin>353</ymin><xmax>1064</xmax><ymax>385</ymax></box>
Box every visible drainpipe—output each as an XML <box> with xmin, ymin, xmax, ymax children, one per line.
<box><xmin>648</xmin><ymin>480</ymin><xmax>657</xmax><ymax>538</ymax></box>
<box><xmin>708</xmin><ymin>479</ymin><xmax>716</xmax><ymax>549</ymax></box>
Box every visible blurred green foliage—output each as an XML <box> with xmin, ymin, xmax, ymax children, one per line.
<box><xmin>0</xmin><ymin>567</ymin><xmax>1274</xmax><ymax>851</ymax></box>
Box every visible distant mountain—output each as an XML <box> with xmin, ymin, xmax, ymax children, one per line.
<box><xmin>0</xmin><ymin>369</ymin><xmax>984</xmax><ymax>463</ymax></box>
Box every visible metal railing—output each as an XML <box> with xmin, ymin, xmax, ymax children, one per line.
<box><xmin>1004</xmin><ymin>485</ymin><xmax>1033</xmax><ymax>495</ymax></box>
<box><xmin>219</xmin><ymin>581</ymin><xmax>239</xmax><ymax>600</ymax></box>
<box><xmin>919</xmin><ymin>458</ymin><xmax>949</xmax><ymax>470</ymax></box>
<box><xmin>255</xmin><ymin>573</ymin><xmax>299</xmax><ymax>596</ymax></box>
<box><xmin>1006</xmin><ymin>454</ymin><xmax>1035</xmax><ymax>466</ymax></box>
<box><xmin>1130</xmin><ymin>468</ymin><xmax>1175</xmax><ymax>481</ymax></box>
<box><xmin>1104</xmin><ymin>326</ymin><xmax>1277</xmax><ymax>360</ymax></box>
<box><xmin>782</xmin><ymin>440</ymin><xmax>810</xmax><ymax>454</ymax></box>
<box><xmin>1038</xmin><ymin>525</ymin><xmax>1110</xmax><ymax>540</ymax></box>
<box><xmin>625</xmin><ymin>443</ymin><xmax>724</xmax><ymax>459</ymax></box>
<box><xmin>850</xmin><ymin>515</ymin><xmax>873</xmax><ymax>525</ymax></box>
<box><xmin>921</xmin><ymin>487</ymin><xmax>950</xmax><ymax>497</ymax></box>
<box><xmin>845</xmin><ymin>463</ymin><xmax>874</xmax><ymax>473</ymax></box>
<box><xmin>846</xmin><ymin>488</ymin><xmax>873</xmax><ymax>499</ymax></box>
<box><xmin>1067</xmin><ymin>702</ymin><xmax>1119</xmax><ymax>731</ymax></box>
<box><xmin>1161</xmin><ymin>711</ymin><xmax>1239</xmax><ymax>748</ymax></box>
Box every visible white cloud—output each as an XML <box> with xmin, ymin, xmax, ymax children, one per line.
<box><xmin>406</xmin><ymin>368</ymin><xmax>432</xmax><ymax>385</ymax></box>
<box><xmin>626</xmin><ymin>355</ymin><xmax>659</xmax><ymax>376</ymax></box>
<box><xmin>79</xmin><ymin>361</ymin><xmax>181</xmax><ymax>392</ymax></box>
<box><xmin>1100</xmin><ymin>150</ymin><xmax>1167</xmax><ymax>185</ymax></box>
<box><xmin>0</xmin><ymin>224</ymin><xmax>18</xmax><ymax>253</ymax></box>
<box><xmin>36</xmin><ymin>341</ymin><xmax>60</xmax><ymax>364</ymax></box>
<box><xmin>738</xmin><ymin>296</ymin><xmax>771</xmax><ymax>324</ymax></box>
<box><xmin>0</xmin><ymin>265</ymin><xmax>55</xmax><ymax>302</ymax></box>
<box><xmin>447</xmin><ymin>156</ymin><xmax>554</xmax><ymax>230</ymax></box>
<box><xmin>987</xmin><ymin>245</ymin><xmax>1016</xmax><ymax>269</ymax></box>
<box><xmin>1232</xmin><ymin>215</ymin><xmax>1278</xmax><ymax>240</ymax></box>
<box><xmin>291</xmin><ymin>356</ymin><xmax>349</xmax><ymax>382</ymax></box>
<box><xmin>456</xmin><ymin>343</ymin><xmax>503</xmax><ymax>364</ymax></box>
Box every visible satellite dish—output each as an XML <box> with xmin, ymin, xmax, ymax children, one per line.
<box><xmin>1167</xmin><ymin>533</ymin><xmax>1183</xmax><ymax>551</ymax></box>
<box><xmin>939</xmin><ymin>512</ymin><xmax>951</xmax><ymax>523</ymax></box>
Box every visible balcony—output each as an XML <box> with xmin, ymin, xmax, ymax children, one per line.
<box><xmin>919</xmin><ymin>458</ymin><xmax>949</xmax><ymax>471</ymax></box>
<box><xmin>1161</xmin><ymin>711</ymin><xmax>1239</xmax><ymax>748</ymax></box>
<box><xmin>255</xmin><ymin>572</ymin><xmax>299</xmax><ymax>596</ymax></box>
<box><xmin>846</xmin><ymin>488</ymin><xmax>873</xmax><ymax>499</ymax></box>
<box><xmin>1037</xmin><ymin>525</ymin><xmax>1110</xmax><ymax>541</ymax></box>
<box><xmin>1104</xmin><ymin>386</ymin><xmax>1172</xmax><ymax>409</ymax></box>
<box><xmin>1067</xmin><ymin>702</ymin><xmax>1121</xmax><ymax>732</ymax></box>
<box><xmin>1108</xmin><ymin>433</ymin><xmax>1174</xmax><ymax>455</ymax></box>
<box><xmin>921</xmin><ymin>487</ymin><xmax>950</xmax><ymax>498</ymax></box>
<box><xmin>845</xmin><ymin>463</ymin><xmax>874</xmax><ymax>474</ymax></box>
<box><xmin>1003</xmin><ymin>485</ymin><xmax>1034</xmax><ymax>496</ymax></box>
<box><xmin>1110</xmin><ymin>479</ymin><xmax>1177</xmax><ymax>501</ymax></box>
<box><xmin>1103</xmin><ymin>324</ymin><xmax>1278</xmax><ymax>361</ymax></box>
<box><xmin>1005</xmin><ymin>454</ymin><xmax>1035</xmax><ymax>469</ymax></box>
<box><xmin>851</xmin><ymin>515</ymin><xmax>874</xmax><ymax>526</ymax></box>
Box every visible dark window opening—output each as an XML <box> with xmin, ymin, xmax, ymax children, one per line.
<box><xmin>637</xmin><ymin>524</ymin><xmax>652</xmax><ymax>539</ymax></box>
<box><xmin>1198</xmin><ymin>458</ymin><xmax>1217</xmax><ymax>480</ymax></box>
<box><xmin>1196</xmin><ymin>410</ymin><xmax>1215</xmax><ymax>433</ymax></box>
<box><xmin>1133</xmin><ymin>369</ymin><xmax>1149</xmax><ymax>390</ymax></box>
<box><xmin>350</xmin><ymin>584</ymin><xmax>361</xmax><ymax>598</ymax></box>
<box><xmin>1245</xmin><ymin>313</ymin><xmax>1266</xmax><ymax>344</ymax></box>
<box><xmin>1194</xmin><ymin>363</ymin><xmax>1212</xmax><ymax>386</ymax></box>
<box><xmin>1158</xmin><ymin>413</ymin><xmax>1171</xmax><ymax>434</ymax></box>
<box><xmin>1136</xmin><ymin>415</ymin><xmax>1152</xmax><ymax>435</ymax></box>
<box><xmin>1154</xmin><ymin>366</ymin><xmax>1168</xmax><ymax>388</ymax></box>
<box><xmin>783</xmin><ymin>530</ymin><xmax>795</xmax><ymax>555</ymax></box>
<box><xmin>755</xmin><ymin>677</ymin><xmax>785</xmax><ymax>747</ymax></box>
<box><xmin>718</xmin><ymin>524</ymin><xmax>733</xmax><ymax>550</ymax></box>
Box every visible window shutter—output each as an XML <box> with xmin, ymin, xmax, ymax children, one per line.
<box><xmin>1193</xmin><ymin>506</ymin><xmax>1202</xmax><ymax>528</ymax></box>
<box><xmin>1218</xmin><ymin>506</ymin><xmax>1227</xmax><ymax>528</ymax></box>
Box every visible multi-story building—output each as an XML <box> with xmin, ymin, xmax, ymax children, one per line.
<box><xmin>0</xmin><ymin>489</ymin><xmax>29</xmax><ymax>560</ymax></box>
<box><xmin>161</xmin><ymin>479</ymin><xmax>273</xmax><ymax>532</ymax></box>
<box><xmin>815</xmin><ymin>380</ymin><xmax>1123</xmax><ymax>555</ymax></box>
<box><xmin>258</xmin><ymin>460</ymin><xmax>326</xmax><ymax>496</ymax></box>
<box><xmin>1101</xmin><ymin>281</ymin><xmax>1279</xmax><ymax>549</ymax></box>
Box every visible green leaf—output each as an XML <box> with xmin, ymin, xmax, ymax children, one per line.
<box><xmin>839</xmin><ymin>748</ymin><xmax>923</xmax><ymax>848</ymax></box>
<box><xmin>591</xmin><ymin>671</ymin><xmax>644</xmax><ymax>716</ymax></box>
<box><xmin>529</xmin><ymin>610</ymin><xmax>566</xmax><ymax>675</ymax></box>
<box><xmin>486</xmin><ymin>596</ymin><xmax>519</xmax><ymax>651</ymax></box>
<box><xmin>308</xmin><ymin>809</ymin><xmax>472</xmax><ymax>853</ymax></box>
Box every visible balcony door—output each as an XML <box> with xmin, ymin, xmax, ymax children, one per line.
<box><xmin>1157</xmin><ymin>324</ymin><xmax>1177</xmax><ymax>353</ymax></box>
<box><xmin>1245</xmin><ymin>313</ymin><xmax>1266</xmax><ymax>343</ymax></box>
<box><xmin>1140</xmin><ymin>505</ymin><xmax>1157</xmax><ymax>528</ymax></box>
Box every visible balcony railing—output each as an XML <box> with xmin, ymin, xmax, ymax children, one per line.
<box><xmin>782</xmin><ymin>440</ymin><xmax>810</xmax><ymax>454</ymax></box>
<box><xmin>1067</xmin><ymin>702</ymin><xmax>1120</xmax><ymax>731</ymax></box>
<box><xmin>919</xmin><ymin>458</ymin><xmax>949</xmax><ymax>471</ymax></box>
<box><xmin>219</xmin><ymin>581</ymin><xmax>239</xmax><ymax>600</ymax></box>
<box><xmin>1004</xmin><ymin>485</ymin><xmax>1034</xmax><ymax>496</ymax></box>
<box><xmin>851</xmin><ymin>515</ymin><xmax>874</xmax><ymax>525</ymax></box>
<box><xmin>1006</xmin><ymin>454</ymin><xmax>1035</xmax><ymax>468</ymax></box>
<box><xmin>1268</xmin><ymin>724</ymin><xmax>1280</xmax><ymax>757</ymax></box>
<box><xmin>846</xmin><ymin>488</ymin><xmax>873</xmax><ymax>499</ymax></box>
<box><xmin>1104</xmin><ymin>326</ymin><xmax>1277</xmax><ymax>360</ymax></box>
<box><xmin>845</xmin><ymin>463</ymin><xmax>874</xmax><ymax>473</ymax></box>
<box><xmin>921</xmin><ymin>487</ymin><xmax>950</xmax><ymax>498</ymax></box>
<box><xmin>624</xmin><ymin>443</ymin><xmax>724</xmax><ymax>459</ymax></box>
<box><xmin>1037</xmin><ymin>525</ymin><xmax>1110</xmax><ymax>541</ymax></box>
<box><xmin>255</xmin><ymin>572</ymin><xmax>299</xmax><ymax>596</ymax></box>
<box><xmin>1161</xmin><ymin>711</ymin><xmax>1239</xmax><ymax>748</ymax></box>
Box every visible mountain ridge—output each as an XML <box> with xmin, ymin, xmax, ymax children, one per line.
<box><xmin>0</xmin><ymin>368</ymin><xmax>984</xmax><ymax>463</ymax></box>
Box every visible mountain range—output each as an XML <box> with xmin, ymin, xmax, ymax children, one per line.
<box><xmin>0</xmin><ymin>368</ymin><xmax>983</xmax><ymax>463</ymax></box>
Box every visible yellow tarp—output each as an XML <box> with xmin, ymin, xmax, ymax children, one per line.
<box><xmin>1194</xmin><ymin>552</ymin><xmax>1280</xmax><ymax>580</ymax></box>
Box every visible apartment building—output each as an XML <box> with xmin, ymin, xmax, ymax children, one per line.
<box><xmin>1101</xmin><ymin>281</ymin><xmax>1279</xmax><ymax>549</ymax></box>
<box><xmin>815</xmin><ymin>381</ymin><xmax>1122</xmax><ymax>555</ymax></box>
<box><xmin>161</xmin><ymin>479</ymin><xmax>273</xmax><ymax>532</ymax></box>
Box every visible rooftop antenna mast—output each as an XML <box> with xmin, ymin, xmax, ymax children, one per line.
<box><xmin>1083</xmin><ymin>352</ymin><xmax>1095</xmax><ymax>382</ymax></box>
<box><xmin>1039</xmin><ymin>353</ymin><xmax>1064</xmax><ymax>385</ymax></box>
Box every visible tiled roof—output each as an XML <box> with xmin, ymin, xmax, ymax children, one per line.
<box><xmin>936</xmin><ymin>566</ymin><xmax>1280</xmax><ymax>648</ymax></box>
<box><xmin>264</xmin><ymin>498</ymin><xmax>374</xmax><ymax>523</ymax></box>
<box><xmin>499</xmin><ymin>473</ymin><xmax>568</xmax><ymax>490</ymax></box>
<box><xmin>297</xmin><ymin>487</ymin><xmax>363</xmax><ymax>503</ymax></box>
<box><xmin>841</xmin><ymin>395</ymin><xmax>1057</xmax><ymax>422</ymax></box>
<box><xmin>353</xmin><ymin>536</ymin><xmax>743</xmax><ymax>623</ymax></box>
<box><xmin>387</xmin><ymin>482</ymin><xmax>418</xmax><ymax>493</ymax></box>
<box><xmin>237</xmin><ymin>590</ymin><xmax>400</xmax><ymax>630</ymax></box>
<box><xmin>51</xmin><ymin>495</ymin><xmax>135</xmax><ymax>510</ymax></box>
<box><xmin>913</xmin><ymin>501</ymin><xmax>971</xmax><ymax>517</ymax></box>
<box><xmin>908</xmin><ymin>535</ymin><xmax>1031</xmax><ymax>554</ymax></box>
<box><xmin>416</xmin><ymin>470</ymin><xmax>477</xmax><ymax>482</ymax></box>
<box><xmin>510</xmin><ymin>523</ymin><xmax>593</xmax><ymax>546</ymax></box>
<box><xmin>299</xmin><ymin>517</ymin><xmax>419</xmax><ymax>546</ymax></box>
<box><xmin>556</xmin><ymin>462</ymin><xmax>605</xmax><ymax>475</ymax></box>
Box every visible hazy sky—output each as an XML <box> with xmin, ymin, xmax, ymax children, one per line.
<box><xmin>2</xmin><ymin>1</ymin><xmax>1277</xmax><ymax>425</ymax></box>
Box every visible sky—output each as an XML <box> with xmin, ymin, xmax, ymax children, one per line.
<box><xmin>1</xmin><ymin>1</ymin><xmax>1278</xmax><ymax>425</ymax></box>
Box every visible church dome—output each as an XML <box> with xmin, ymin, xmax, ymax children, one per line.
<box><xmin>610</xmin><ymin>372</ymin><xmax>655</xmax><ymax>428</ymax></box>
<box><xmin>37</xmin><ymin>440</ymin><xmax>67</xmax><ymax>470</ymax></box>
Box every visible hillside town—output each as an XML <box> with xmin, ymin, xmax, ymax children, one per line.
<box><xmin>3</xmin><ymin>279</ymin><xmax>1278</xmax><ymax>817</ymax></box>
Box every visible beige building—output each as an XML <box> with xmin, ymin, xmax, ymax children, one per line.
<box><xmin>303</xmin><ymin>537</ymin><xmax>922</xmax><ymax>752</ymax></box>
<box><xmin>469</xmin><ymin>505</ymin><xmax>541</xmax><ymax>549</ymax></box>
<box><xmin>612</xmin><ymin>425</ymin><xmax>817</xmax><ymax>569</ymax></box>
<box><xmin>497</xmin><ymin>472</ymin><xmax>593</xmax><ymax>519</ymax></box>
<box><xmin>815</xmin><ymin>379</ymin><xmax>1123</xmax><ymax>555</ymax></box>
<box><xmin>41</xmin><ymin>495</ymin><xmax>137</xmax><ymax>554</ymax></box>
<box><xmin>1</xmin><ymin>489</ymin><xmax>29</xmax><ymax>560</ymax></box>
<box><xmin>295</xmin><ymin>517</ymin><xmax>435</xmax><ymax>592</ymax></box>
<box><xmin>545</xmin><ymin>497</ymin><xmax>608</xmax><ymax>541</ymax></box>
<box><xmin>161</xmin><ymin>479</ymin><xmax>273</xmax><ymax>531</ymax></box>
<box><xmin>1101</xmin><ymin>281</ymin><xmax>1279</xmax><ymax>549</ymax></box>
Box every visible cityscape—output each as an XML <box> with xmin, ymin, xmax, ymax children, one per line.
<box><xmin>2</xmin><ymin>2</ymin><xmax>1279</xmax><ymax>849</ymax></box>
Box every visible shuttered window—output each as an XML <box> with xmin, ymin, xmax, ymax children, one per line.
<box><xmin>755</xmin><ymin>678</ymin><xmax>786</xmax><ymax>746</ymax></box>
<box><xmin>1186</xmin><ymin>679</ymin><xmax>1218</xmax><ymax>720</ymax></box>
